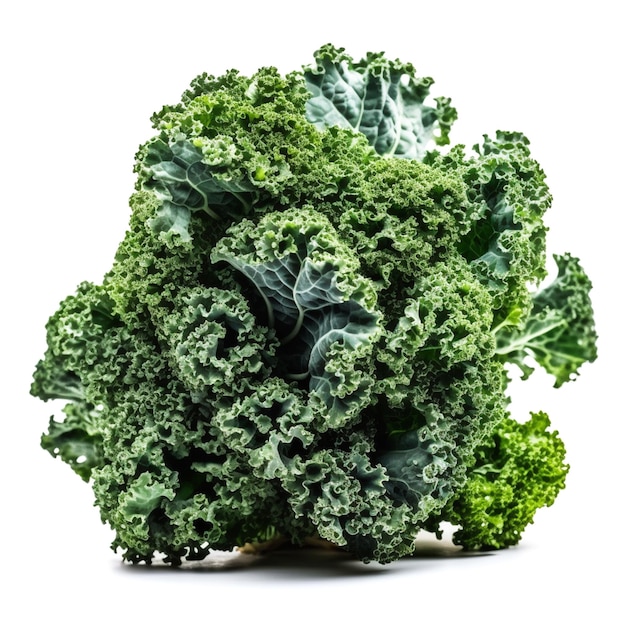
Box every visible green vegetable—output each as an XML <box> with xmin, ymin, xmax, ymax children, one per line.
<box><xmin>446</xmin><ymin>411</ymin><xmax>569</xmax><ymax>550</ymax></box>
<box><xmin>31</xmin><ymin>44</ymin><xmax>597</xmax><ymax>565</ymax></box>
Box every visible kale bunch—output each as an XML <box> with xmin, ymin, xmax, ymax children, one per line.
<box><xmin>32</xmin><ymin>45</ymin><xmax>597</xmax><ymax>565</ymax></box>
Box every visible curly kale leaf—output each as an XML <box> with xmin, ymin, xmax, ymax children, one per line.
<box><xmin>304</xmin><ymin>44</ymin><xmax>457</xmax><ymax>159</ymax></box>
<box><xmin>284</xmin><ymin>438</ymin><xmax>418</xmax><ymax>564</ymax></box>
<box><xmin>424</xmin><ymin>133</ymin><xmax>551</xmax><ymax>328</ymax></box>
<box><xmin>372</xmin><ymin>256</ymin><xmax>507</xmax><ymax>523</ymax></box>
<box><xmin>139</xmin><ymin>137</ymin><xmax>262</xmax><ymax>242</ymax></box>
<box><xmin>211</xmin><ymin>208</ymin><xmax>381</xmax><ymax>430</ymax></box>
<box><xmin>40</xmin><ymin>402</ymin><xmax>103</xmax><ymax>482</ymax></box>
<box><xmin>163</xmin><ymin>285</ymin><xmax>278</xmax><ymax>401</ymax></box>
<box><xmin>447</xmin><ymin>412</ymin><xmax>569</xmax><ymax>550</ymax></box>
<box><xmin>495</xmin><ymin>253</ymin><xmax>598</xmax><ymax>386</ymax></box>
<box><xmin>30</xmin><ymin>281</ymin><xmax>121</xmax><ymax>403</ymax></box>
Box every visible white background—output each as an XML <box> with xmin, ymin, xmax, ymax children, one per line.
<box><xmin>2</xmin><ymin>1</ymin><xmax>623</xmax><ymax>623</ymax></box>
